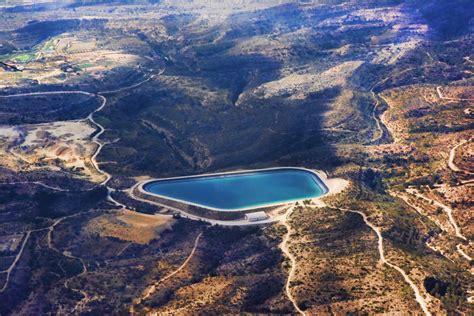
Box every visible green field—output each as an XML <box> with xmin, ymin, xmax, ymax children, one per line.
<box><xmin>14</xmin><ymin>54</ymin><xmax>34</xmax><ymax>62</ymax></box>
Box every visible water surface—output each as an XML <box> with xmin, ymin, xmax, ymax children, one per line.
<box><xmin>143</xmin><ymin>168</ymin><xmax>327</xmax><ymax>211</ymax></box>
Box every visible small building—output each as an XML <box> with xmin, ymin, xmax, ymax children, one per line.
<box><xmin>245</xmin><ymin>211</ymin><xmax>268</xmax><ymax>222</ymax></box>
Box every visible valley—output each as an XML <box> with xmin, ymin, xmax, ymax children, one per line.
<box><xmin>0</xmin><ymin>0</ymin><xmax>472</xmax><ymax>314</ymax></box>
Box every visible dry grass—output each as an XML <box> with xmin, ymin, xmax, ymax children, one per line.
<box><xmin>288</xmin><ymin>206</ymin><xmax>421</xmax><ymax>314</ymax></box>
<box><xmin>86</xmin><ymin>210</ymin><xmax>174</xmax><ymax>244</ymax></box>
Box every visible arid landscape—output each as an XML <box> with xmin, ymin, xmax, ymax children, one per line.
<box><xmin>0</xmin><ymin>0</ymin><xmax>472</xmax><ymax>315</ymax></box>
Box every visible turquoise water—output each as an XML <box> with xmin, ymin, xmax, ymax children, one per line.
<box><xmin>143</xmin><ymin>168</ymin><xmax>327</xmax><ymax>211</ymax></box>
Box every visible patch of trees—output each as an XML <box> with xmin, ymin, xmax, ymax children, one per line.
<box><xmin>33</xmin><ymin>186</ymin><xmax>107</xmax><ymax>218</ymax></box>
<box><xmin>242</xmin><ymin>276</ymin><xmax>285</xmax><ymax>312</ymax></box>
<box><xmin>410</xmin><ymin>123</ymin><xmax>474</xmax><ymax>134</ymax></box>
<box><xmin>385</xmin><ymin>224</ymin><xmax>427</xmax><ymax>251</ymax></box>
<box><xmin>404</xmin><ymin>174</ymin><xmax>442</xmax><ymax>188</ymax></box>
<box><xmin>410</xmin><ymin>0</ymin><xmax>474</xmax><ymax>40</ymax></box>
<box><xmin>360</xmin><ymin>168</ymin><xmax>385</xmax><ymax>193</ymax></box>
<box><xmin>0</xmin><ymin>187</ymin><xmax>29</xmax><ymax>204</ymax></box>
<box><xmin>146</xmin><ymin>288</ymin><xmax>174</xmax><ymax>308</ymax></box>
<box><xmin>8</xmin><ymin>20</ymin><xmax>81</xmax><ymax>50</ymax></box>
<box><xmin>0</xmin><ymin>95</ymin><xmax>100</xmax><ymax>125</ymax></box>
<box><xmin>424</xmin><ymin>275</ymin><xmax>467</xmax><ymax>312</ymax></box>
<box><xmin>405</xmin><ymin>107</ymin><xmax>431</xmax><ymax>118</ymax></box>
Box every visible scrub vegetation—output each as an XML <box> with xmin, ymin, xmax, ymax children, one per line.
<box><xmin>0</xmin><ymin>0</ymin><xmax>472</xmax><ymax>314</ymax></box>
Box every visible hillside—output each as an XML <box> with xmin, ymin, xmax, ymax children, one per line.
<box><xmin>0</xmin><ymin>0</ymin><xmax>472</xmax><ymax>314</ymax></box>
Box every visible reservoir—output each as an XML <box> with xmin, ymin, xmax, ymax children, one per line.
<box><xmin>142</xmin><ymin>168</ymin><xmax>328</xmax><ymax>211</ymax></box>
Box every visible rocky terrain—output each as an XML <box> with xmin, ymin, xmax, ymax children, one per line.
<box><xmin>0</xmin><ymin>0</ymin><xmax>472</xmax><ymax>314</ymax></box>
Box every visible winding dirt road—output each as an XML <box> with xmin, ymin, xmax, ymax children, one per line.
<box><xmin>345</xmin><ymin>209</ymin><xmax>431</xmax><ymax>316</ymax></box>
<box><xmin>456</xmin><ymin>244</ymin><xmax>473</xmax><ymax>262</ymax></box>
<box><xmin>436</xmin><ymin>86</ymin><xmax>474</xmax><ymax>102</ymax></box>
<box><xmin>0</xmin><ymin>209</ymin><xmax>101</xmax><ymax>293</ymax></box>
<box><xmin>368</xmin><ymin>67</ymin><xmax>414</xmax><ymax>144</ymax></box>
<box><xmin>0</xmin><ymin>73</ymin><xmax>158</xmax><ymax>190</ymax></box>
<box><xmin>0</xmin><ymin>75</ymin><xmax>156</xmax><ymax>295</ymax></box>
<box><xmin>0</xmin><ymin>231</ymin><xmax>30</xmax><ymax>292</ymax></box>
<box><xmin>0</xmin><ymin>181</ymin><xmax>66</xmax><ymax>191</ymax></box>
<box><xmin>370</xmin><ymin>91</ymin><xmax>385</xmax><ymax>143</ymax></box>
<box><xmin>407</xmin><ymin>188</ymin><xmax>466</xmax><ymax>240</ymax></box>
<box><xmin>405</xmin><ymin>188</ymin><xmax>472</xmax><ymax>264</ymax></box>
<box><xmin>279</xmin><ymin>206</ymin><xmax>305</xmax><ymax>316</ymax></box>
<box><xmin>2</xmin><ymin>71</ymin><xmax>470</xmax><ymax>315</ymax></box>
<box><xmin>448</xmin><ymin>138</ymin><xmax>472</xmax><ymax>174</ymax></box>
<box><xmin>130</xmin><ymin>231</ymin><xmax>203</xmax><ymax>313</ymax></box>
